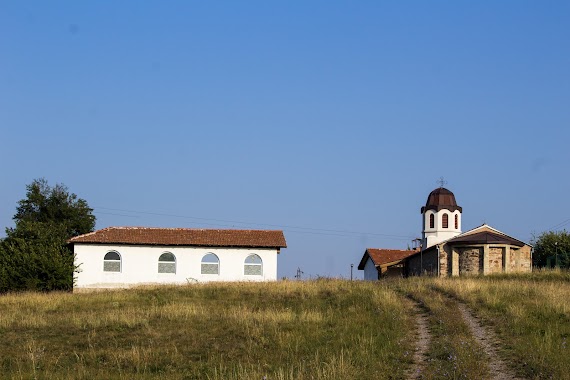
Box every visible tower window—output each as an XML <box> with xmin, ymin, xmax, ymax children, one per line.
<box><xmin>429</xmin><ymin>214</ymin><xmax>434</xmax><ymax>229</ymax></box>
<box><xmin>442</xmin><ymin>213</ymin><xmax>449</xmax><ymax>229</ymax></box>
<box><xmin>455</xmin><ymin>214</ymin><xmax>459</xmax><ymax>229</ymax></box>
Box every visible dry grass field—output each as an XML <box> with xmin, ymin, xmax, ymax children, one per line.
<box><xmin>0</xmin><ymin>280</ymin><xmax>414</xmax><ymax>380</ymax></box>
<box><xmin>396</xmin><ymin>279</ymin><xmax>490</xmax><ymax>379</ymax></box>
<box><xmin>0</xmin><ymin>271</ymin><xmax>568</xmax><ymax>379</ymax></box>
<box><xmin>432</xmin><ymin>271</ymin><xmax>570</xmax><ymax>380</ymax></box>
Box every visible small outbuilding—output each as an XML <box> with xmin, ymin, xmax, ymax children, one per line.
<box><xmin>69</xmin><ymin>227</ymin><xmax>287</xmax><ymax>290</ymax></box>
<box><xmin>358</xmin><ymin>248</ymin><xmax>418</xmax><ymax>280</ymax></box>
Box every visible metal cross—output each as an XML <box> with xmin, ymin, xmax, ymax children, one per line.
<box><xmin>437</xmin><ymin>176</ymin><xmax>447</xmax><ymax>188</ymax></box>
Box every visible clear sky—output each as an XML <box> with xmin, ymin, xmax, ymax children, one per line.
<box><xmin>1</xmin><ymin>1</ymin><xmax>569</xmax><ymax>279</ymax></box>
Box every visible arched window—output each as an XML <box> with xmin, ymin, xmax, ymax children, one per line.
<box><xmin>104</xmin><ymin>251</ymin><xmax>121</xmax><ymax>272</ymax></box>
<box><xmin>244</xmin><ymin>254</ymin><xmax>263</xmax><ymax>276</ymax></box>
<box><xmin>429</xmin><ymin>214</ymin><xmax>435</xmax><ymax>229</ymax></box>
<box><xmin>455</xmin><ymin>214</ymin><xmax>459</xmax><ymax>229</ymax></box>
<box><xmin>158</xmin><ymin>252</ymin><xmax>176</xmax><ymax>274</ymax></box>
<box><xmin>442</xmin><ymin>213</ymin><xmax>449</xmax><ymax>229</ymax></box>
<box><xmin>201</xmin><ymin>253</ymin><xmax>219</xmax><ymax>275</ymax></box>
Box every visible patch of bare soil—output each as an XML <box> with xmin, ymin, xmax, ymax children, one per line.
<box><xmin>406</xmin><ymin>306</ymin><xmax>431</xmax><ymax>380</ymax></box>
<box><xmin>456</xmin><ymin>303</ymin><xmax>524</xmax><ymax>380</ymax></box>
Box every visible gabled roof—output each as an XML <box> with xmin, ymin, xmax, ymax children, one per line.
<box><xmin>408</xmin><ymin>224</ymin><xmax>530</xmax><ymax>260</ymax></box>
<box><xmin>68</xmin><ymin>227</ymin><xmax>287</xmax><ymax>249</ymax></box>
<box><xmin>446</xmin><ymin>224</ymin><xmax>527</xmax><ymax>247</ymax></box>
<box><xmin>358</xmin><ymin>248</ymin><xmax>418</xmax><ymax>270</ymax></box>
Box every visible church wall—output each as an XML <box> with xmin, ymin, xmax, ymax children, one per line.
<box><xmin>509</xmin><ymin>248</ymin><xmax>517</xmax><ymax>269</ymax></box>
<box><xmin>407</xmin><ymin>250</ymin><xmax>438</xmax><ymax>276</ymax></box>
<box><xmin>508</xmin><ymin>245</ymin><xmax>532</xmax><ymax>272</ymax></box>
<box><xmin>519</xmin><ymin>246</ymin><xmax>532</xmax><ymax>272</ymax></box>
<box><xmin>458</xmin><ymin>247</ymin><xmax>482</xmax><ymax>275</ymax></box>
<box><xmin>440</xmin><ymin>245</ymin><xmax>452</xmax><ymax>276</ymax></box>
<box><xmin>489</xmin><ymin>247</ymin><xmax>504</xmax><ymax>274</ymax></box>
<box><xmin>444</xmin><ymin>244</ymin><xmax>533</xmax><ymax>277</ymax></box>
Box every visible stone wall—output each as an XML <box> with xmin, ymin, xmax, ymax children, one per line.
<box><xmin>519</xmin><ymin>245</ymin><xmax>532</xmax><ymax>272</ymax></box>
<box><xmin>440</xmin><ymin>245</ymin><xmax>451</xmax><ymax>276</ymax></box>
<box><xmin>453</xmin><ymin>244</ymin><xmax>532</xmax><ymax>276</ymax></box>
<box><xmin>458</xmin><ymin>247</ymin><xmax>482</xmax><ymax>275</ymax></box>
<box><xmin>406</xmin><ymin>243</ymin><xmax>532</xmax><ymax>278</ymax></box>
<box><xmin>509</xmin><ymin>248</ymin><xmax>517</xmax><ymax>270</ymax></box>
<box><xmin>488</xmin><ymin>247</ymin><xmax>504</xmax><ymax>274</ymax></box>
<box><xmin>508</xmin><ymin>245</ymin><xmax>532</xmax><ymax>272</ymax></box>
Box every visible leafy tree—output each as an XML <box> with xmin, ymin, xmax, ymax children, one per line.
<box><xmin>10</xmin><ymin>178</ymin><xmax>95</xmax><ymax>237</ymax></box>
<box><xmin>531</xmin><ymin>230</ymin><xmax>570</xmax><ymax>268</ymax></box>
<box><xmin>0</xmin><ymin>230</ymin><xmax>74</xmax><ymax>292</ymax></box>
<box><xmin>0</xmin><ymin>178</ymin><xmax>95</xmax><ymax>292</ymax></box>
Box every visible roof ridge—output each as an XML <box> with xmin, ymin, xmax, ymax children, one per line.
<box><xmin>99</xmin><ymin>226</ymin><xmax>281</xmax><ymax>232</ymax></box>
<box><xmin>366</xmin><ymin>248</ymin><xmax>414</xmax><ymax>252</ymax></box>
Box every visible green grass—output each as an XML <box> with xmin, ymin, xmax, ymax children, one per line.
<box><xmin>0</xmin><ymin>280</ymin><xmax>414</xmax><ymax>380</ymax></box>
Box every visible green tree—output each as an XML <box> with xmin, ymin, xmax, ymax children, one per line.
<box><xmin>531</xmin><ymin>230</ymin><xmax>570</xmax><ymax>268</ymax></box>
<box><xmin>10</xmin><ymin>178</ymin><xmax>95</xmax><ymax>237</ymax></box>
<box><xmin>0</xmin><ymin>178</ymin><xmax>96</xmax><ymax>292</ymax></box>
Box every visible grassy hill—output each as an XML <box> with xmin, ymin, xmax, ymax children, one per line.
<box><xmin>0</xmin><ymin>272</ymin><xmax>569</xmax><ymax>379</ymax></box>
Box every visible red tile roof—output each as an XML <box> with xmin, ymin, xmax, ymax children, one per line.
<box><xmin>68</xmin><ymin>227</ymin><xmax>287</xmax><ymax>249</ymax></box>
<box><xmin>358</xmin><ymin>248</ymin><xmax>418</xmax><ymax>269</ymax></box>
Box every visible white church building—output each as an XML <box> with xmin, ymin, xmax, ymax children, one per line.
<box><xmin>69</xmin><ymin>227</ymin><xmax>287</xmax><ymax>290</ymax></box>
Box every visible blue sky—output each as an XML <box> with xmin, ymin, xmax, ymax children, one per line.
<box><xmin>1</xmin><ymin>1</ymin><xmax>569</xmax><ymax>278</ymax></box>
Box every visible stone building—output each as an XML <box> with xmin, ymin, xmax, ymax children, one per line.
<box><xmin>359</xmin><ymin>186</ymin><xmax>532</xmax><ymax>279</ymax></box>
<box><xmin>406</xmin><ymin>223</ymin><xmax>532</xmax><ymax>276</ymax></box>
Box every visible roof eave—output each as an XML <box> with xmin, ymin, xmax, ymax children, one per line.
<box><xmin>69</xmin><ymin>241</ymin><xmax>286</xmax><ymax>249</ymax></box>
<box><xmin>357</xmin><ymin>251</ymin><xmax>372</xmax><ymax>270</ymax></box>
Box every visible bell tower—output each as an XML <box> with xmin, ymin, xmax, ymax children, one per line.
<box><xmin>421</xmin><ymin>180</ymin><xmax>462</xmax><ymax>249</ymax></box>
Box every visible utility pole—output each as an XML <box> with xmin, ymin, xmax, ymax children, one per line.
<box><xmin>295</xmin><ymin>267</ymin><xmax>304</xmax><ymax>280</ymax></box>
<box><xmin>350</xmin><ymin>264</ymin><xmax>354</xmax><ymax>281</ymax></box>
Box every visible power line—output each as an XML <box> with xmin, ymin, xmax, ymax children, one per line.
<box><xmin>547</xmin><ymin>218</ymin><xmax>570</xmax><ymax>231</ymax></box>
<box><xmin>282</xmin><ymin>229</ymin><xmax>413</xmax><ymax>240</ymax></box>
<box><xmin>93</xmin><ymin>206</ymin><xmax>416</xmax><ymax>241</ymax></box>
<box><xmin>95</xmin><ymin>211</ymin><xmax>140</xmax><ymax>218</ymax></box>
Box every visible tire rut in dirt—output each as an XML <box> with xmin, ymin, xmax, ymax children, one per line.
<box><xmin>406</xmin><ymin>304</ymin><xmax>431</xmax><ymax>380</ymax></box>
<box><xmin>454</xmin><ymin>300</ymin><xmax>524</xmax><ymax>380</ymax></box>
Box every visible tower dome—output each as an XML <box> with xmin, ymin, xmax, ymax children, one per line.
<box><xmin>421</xmin><ymin>187</ymin><xmax>462</xmax><ymax>214</ymax></box>
<box><xmin>421</xmin><ymin>187</ymin><xmax>462</xmax><ymax>249</ymax></box>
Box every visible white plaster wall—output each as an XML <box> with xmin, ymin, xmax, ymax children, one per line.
<box><xmin>423</xmin><ymin>210</ymin><xmax>462</xmax><ymax>249</ymax></box>
<box><xmin>363</xmin><ymin>257</ymin><xmax>379</xmax><ymax>280</ymax></box>
<box><xmin>74</xmin><ymin>244</ymin><xmax>279</xmax><ymax>289</ymax></box>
